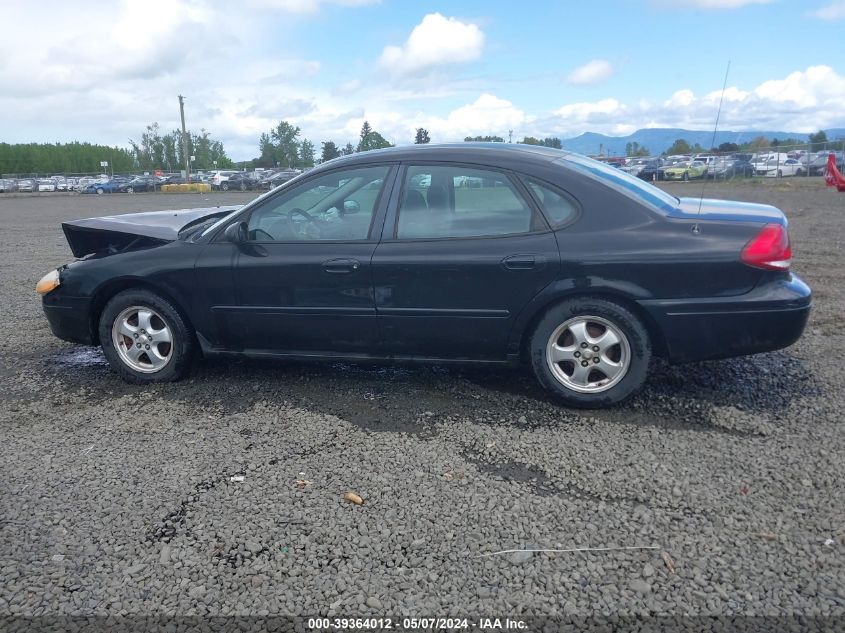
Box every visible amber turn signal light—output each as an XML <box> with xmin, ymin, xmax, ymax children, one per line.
<box><xmin>35</xmin><ymin>269</ymin><xmax>61</xmax><ymax>295</ymax></box>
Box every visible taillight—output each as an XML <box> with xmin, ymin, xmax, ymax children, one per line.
<box><xmin>741</xmin><ymin>223</ymin><xmax>792</xmax><ymax>270</ymax></box>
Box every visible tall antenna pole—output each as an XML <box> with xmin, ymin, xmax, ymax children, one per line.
<box><xmin>178</xmin><ymin>95</ymin><xmax>191</xmax><ymax>182</ymax></box>
<box><xmin>697</xmin><ymin>61</ymin><xmax>731</xmax><ymax>216</ymax></box>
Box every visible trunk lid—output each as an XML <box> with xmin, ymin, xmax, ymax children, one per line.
<box><xmin>670</xmin><ymin>197</ymin><xmax>786</xmax><ymax>226</ymax></box>
<box><xmin>62</xmin><ymin>206</ymin><xmax>242</xmax><ymax>257</ymax></box>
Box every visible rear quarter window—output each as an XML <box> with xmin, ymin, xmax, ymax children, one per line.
<box><xmin>523</xmin><ymin>179</ymin><xmax>579</xmax><ymax>228</ymax></box>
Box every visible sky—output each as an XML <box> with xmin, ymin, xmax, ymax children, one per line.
<box><xmin>2</xmin><ymin>0</ymin><xmax>845</xmax><ymax>161</ymax></box>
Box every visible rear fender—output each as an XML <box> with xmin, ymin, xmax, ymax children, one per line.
<box><xmin>507</xmin><ymin>278</ymin><xmax>668</xmax><ymax>359</ymax></box>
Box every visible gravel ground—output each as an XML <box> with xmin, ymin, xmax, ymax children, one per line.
<box><xmin>0</xmin><ymin>183</ymin><xmax>843</xmax><ymax>626</ymax></box>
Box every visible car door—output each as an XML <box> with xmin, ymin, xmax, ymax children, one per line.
<box><xmin>199</xmin><ymin>163</ymin><xmax>396</xmax><ymax>355</ymax></box>
<box><xmin>371</xmin><ymin>162</ymin><xmax>560</xmax><ymax>361</ymax></box>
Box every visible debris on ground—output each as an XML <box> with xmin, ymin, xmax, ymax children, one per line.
<box><xmin>343</xmin><ymin>491</ymin><xmax>364</xmax><ymax>505</ymax></box>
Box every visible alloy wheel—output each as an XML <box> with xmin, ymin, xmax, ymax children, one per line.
<box><xmin>546</xmin><ymin>315</ymin><xmax>631</xmax><ymax>394</ymax></box>
<box><xmin>111</xmin><ymin>305</ymin><xmax>174</xmax><ymax>373</ymax></box>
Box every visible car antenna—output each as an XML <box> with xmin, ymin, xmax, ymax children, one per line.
<box><xmin>694</xmin><ymin>60</ymin><xmax>731</xmax><ymax>228</ymax></box>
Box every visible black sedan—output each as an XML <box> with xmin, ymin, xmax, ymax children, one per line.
<box><xmin>36</xmin><ymin>144</ymin><xmax>810</xmax><ymax>408</ymax></box>
<box><xmin>216</xmin><ymin>173</ymin><xmax>256</xmax><ymax>191</ymax></box>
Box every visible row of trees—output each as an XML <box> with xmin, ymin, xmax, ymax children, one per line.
<box><xmin>0</xmin><ymin>124</ymin><xmax>234</xmax><ymax>175</ymax></box>
<box><xmin>251</xmin><ymin>120</ymin><xmax>399</xmax><ymax>168</ymax></box>
<box><xmin>0</xmin><ymin>142</ymin><xmax>136</xmax><ymax>175</ymax></box>
<box><xmin>660</xmin><ymin>130</ymin><xmax>833</xmax><ymax>158</ymax></box>
<box><xmin>129</xmin><ymin>123</ymin><xmax>232</xmax><ymax>171</ymax></box>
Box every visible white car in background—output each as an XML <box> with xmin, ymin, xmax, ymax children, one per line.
<box><xmin>37</xmin><ymin>179</ymin><xmax>57</xmax><ymax>192</ymax></box>
<box><xmin>756</xmin><ymin>157</ymin><xmax>805</xmax><ymax>177</ymax></box>
<box><xmin>209</xmin><ymin>170</ymin><xmax>237</xmax><ymax>188</ymax></box>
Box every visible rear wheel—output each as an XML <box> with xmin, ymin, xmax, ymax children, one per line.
<box><xmin>240</xmin><ymin>182</ymin><xmax>246</xmax><ymax>191</ymax></box>
<box><xmin>99</xmin><ymin>289</ymin><xmax>194</xmax><ymax>383</ymax></box>
<box><xmin>682</xmin><ymin>171</ymin><xmax>689</xmax><ymax>182</ymax></box>
<box><xmin>126</xmin><ymin>187</ymin><xmax>135</xmax><ymax>194</ymax></box>
<box><xmin>777</xmin><ymin>169</ymin><xmax>783</xmax><ymax>178</ymax></box>
<box><xmin>96</xmin><ymin>187</ymin><xmax>104</xmax><ymax>195</ymax></box>
<box><xmin>529</xmin><ymin>297</ymin><xmax>651</xmax><ymax>408</ymax></box>
<box><xmin>221</xmin><ymin>182</ymin><xmax>230</xmax><ymax>191</ymax></box>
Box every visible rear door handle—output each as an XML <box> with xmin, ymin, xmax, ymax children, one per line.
<box><xmin>323</xmin><ymin>258</ymin><xmax>360</xmax><ymax>274</ymax></box>
<box><xmin>502</xmin><ymin>255</ymin><xmax>537</xmax><ymax>270</ymax></box>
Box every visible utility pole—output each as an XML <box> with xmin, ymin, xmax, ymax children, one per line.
<box><xmin>178</xmin><ymin>95</ymin><xmax>191</xmax><ymax>182</ymax></box>
<box><xmin>508</xmin><ymin>130</ymin><xmax>513</xmax><ymax>144</ymax></box>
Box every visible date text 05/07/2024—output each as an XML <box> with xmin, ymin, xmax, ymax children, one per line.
<box><xmin>307</xmin><ymin>617</ymin><xmax>528</xmax><ymax>630</ymax></box>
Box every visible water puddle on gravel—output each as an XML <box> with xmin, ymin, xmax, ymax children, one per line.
<box><xmin>49</xmin><ymin>346</ymin><xmax>109</xmax><ymax>368</ymax></box>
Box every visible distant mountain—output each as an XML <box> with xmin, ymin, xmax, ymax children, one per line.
<box><xmin>559</xmin><ymin>128</ymin><xmax>845</xmax><ymax>156</ymax></box>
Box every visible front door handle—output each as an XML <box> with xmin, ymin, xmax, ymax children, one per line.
<box><xmin>502</xmin><ymin>255</ymin><xmax>537</xmax><ymax>270</ymax></box>
<box><xmin>323</xmin><ymin>258</ymin><xmax>360</xmax><ymax>274</ymax></box>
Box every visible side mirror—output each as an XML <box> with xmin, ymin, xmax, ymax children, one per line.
<box><xmin>342</xmin><ymin>200</ymin><xmax>361</xmax><ymax>215</ymax></box>
<box><xmin>224</xmin><ymin>221</ymin><xmax>247</xmax><ymax>244</ymax></box>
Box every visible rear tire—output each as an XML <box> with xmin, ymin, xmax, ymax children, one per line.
<box><xmin>99</xmin><ymin>289</ymin><xmax>194</xmax><ymax>384</ymax></box>
<box><xmin>682</xmin><ymin>172</ymin><xmax>689</xmax><ymax>182</ymax></box>
<box><xmin>221</xmin><ymin>182</ymin><xmax>229</xmax><ymax>191</ymax></box>
<box><xmin>96</xmin><ymin>187</ymin><xmax>104</xmax><ymax>195</ymax></box>
<box><xmin>529</xmin><ymin>297</ymin><xmax>651</xmax><ymax>408</ymax></box>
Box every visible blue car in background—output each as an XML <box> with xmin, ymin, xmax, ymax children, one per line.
<box><xmin>82</xmin><ymin>179</ymin><xmax>130</xmax><ymax>194</ymax></box>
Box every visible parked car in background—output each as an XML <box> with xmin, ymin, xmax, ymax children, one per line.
<box><xmin>82</xmin><ymin>178</ymin><xmax>131</xmax><ymax>194</ymax></box>
<box><xmin>216</xmin><ymin>172</ymin><xmax>255</xmax><ymax>191</ymax></box>
<box><xmin>755</xmin><ymin>157</ymin><xmax>804</xmax><ymax>177</ymax></box>
<box><xmin>804</xmin><ymin>151</ymin><xmax>845</xmax><ymax>176</ymax></box>
<box><xmin>0</xmin><ymin>179</ymin><xmax>18</xmax><ymax>193</ymax></box>
<box><xmin>37</xmin><ymin>179</ymin><xmax>57</xmax><ymax>192</ymax></box>
<box><xmin>16</xmin><ymin>179</ymin><xmax>36</xmax><ymax>192</ymax></box>
<box><xmin>708</xmin><ymin>157</ymin><xmax>754</xmax><ymax>179</ymax></box>
<box><xmin>50</xmin><ymin>177</ymin><xmax>68</xmax><ymax>191</ymax></box>
<box><xmin>622</xmin><ymin>157</ymin><xmax>663</xmax><ymax>181</ymax></box>
<box><xmin>118</xmin><ymin>176</ymin><xmax>160</xmax><ymax>193</ymax></box>
<box><xmin>37</xmin><ymin>144</ymin><xmax>810</xmax><ymax>408</ymax></box>
<box><xmin>663</xmin><ymin>160</ymin><xmax>707</xmax><ymax>181</ymax></box>
<box><xmin>261</xmin><ymin>169</ymin><xmax>300</xmax><ymax>189</ymax></box>
<box><xmin>210</xmin><ymin>170</ymin><xmax>237</xmax><ymax>188</ymax></box>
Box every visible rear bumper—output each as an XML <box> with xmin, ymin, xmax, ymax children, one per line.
<box><xmin>640</xmin><ymin>274</ymin><xmax>811</xmax><ymax>364</ymax></box>
<box><xmin>42</xmin><ymin>292</ymin><xmax>95</xmax><ymax>345</ymax></box>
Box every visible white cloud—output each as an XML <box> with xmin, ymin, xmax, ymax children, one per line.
<box><xmin>378</xmin><ymin>13</ymin><xmax>484</xmax><ymax>75</ymax></box>
<box><xmin>409</xmin><ymin>94</ymin><xmax>530</xmax><ymax>140</ymax></box>
<box><xmin>809</xmin><ymin>1</ymin><xmax>845</xmax><ymax>20</ymax></box>
<box><xmin>567</xmin><ymin>60</ymin><xmax>615</xmax><ymax>86</ymax></box>
<box><xmin>547</xmin><ymin>65</ymin><xmax>845</xmax><ymax>138</ymax></box>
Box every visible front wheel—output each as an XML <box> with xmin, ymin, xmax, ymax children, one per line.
<box><xmin>529</xmin><ymin>297</ymin><xmax>651</xmax><ymax>408</ymax></box>
<box><xmin>221</xmin><ymin>182</ymin><xmax>229</xmax><ymax>191</ymax></box>
<box><xmin>99</xmin><ymin>289</ymin><xmax>194</xmax><ymax>383</ymax></box>
<box><xmin>682</xmin><ymin>172</ymin><xmax>689</xmax><ymax>182</ymax></box>
<box><xmin>96</xmin><ymin>187</ymin><xmax>104</xmax><ymax>195</ymax></box>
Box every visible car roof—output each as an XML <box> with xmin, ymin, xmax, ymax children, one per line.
<box><xmin>318</xmin><ymin>143</ymin><xmax>571</xmax><ymax>170</ymax></box>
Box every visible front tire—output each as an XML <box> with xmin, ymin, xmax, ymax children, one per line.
<box><xmin>682</xmin><ymin>172</ymin><xmax>689</xmax><ymax>182</ymax></box>
<box><xmin>221</xmin><ymin>182</ymin><xmax>229</xmax><ymax>191</ymax></box>
<box><xmin>96</xmin><ymin>187</ymin><xmax>104</xmax><ymax>195</ymax></box>
<box><xmin>99</xmin><ymin>289</ymin><xmax>194</xmax><ymax>383</ymax></box>
<box><xmin>529</xmin><ymin>297</ymin><xmax>651</xmax><ymax>408</ymax></box>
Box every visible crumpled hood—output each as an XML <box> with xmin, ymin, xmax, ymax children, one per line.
<box><xmin>62</xmin><ymin>206</ymin><xmax>242</xmax><ymax>257</ymax></box>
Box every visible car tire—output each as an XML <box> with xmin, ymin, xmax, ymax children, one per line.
<box><xmin>529</xmin><ymin>297</ymin><xmax>651</xmax><ymax>408</ymax></box>
<box><xmin>127</xmin><ymin>187</ymin><xmax>134</xmax><ymax>194</ymax></box>
<box><xmin>96</xmin><ymin>187</ymin><xmax>104</xmax><ymax>195</ymax></box>
<box><xmin>682</xmin><ymin>172</ymin><xmax>689</xmax><ymax>182</ymax></box>
<box><xmin>777</xmin><ymin>169</ymin><xmax>783</xmax><ymax>178</ymax></box>
<box><xmin>240</xmin><ymin>182</ymin><xmax>246</xmax><ymax>191</ymax></box>
<box><xmin>221</xmin><ymin>182</ymin><xmax>229</xmax><ymax>191</ymax></box>
<box><xmin>99</xmin><ymin>289</ymin><xmax>194</xmax><ymax>384</ymax></box>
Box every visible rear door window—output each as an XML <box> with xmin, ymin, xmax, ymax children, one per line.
<box><xmin>396</xmin><ymin>164</ymin><xmax>539</xmax><ymax>239</ymax></box>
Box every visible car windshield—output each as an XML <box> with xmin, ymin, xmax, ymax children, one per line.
<box><xmin>559</xmin><ymin>153</ymin><xmax>679</xmax><ymax>212</ymax></box>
